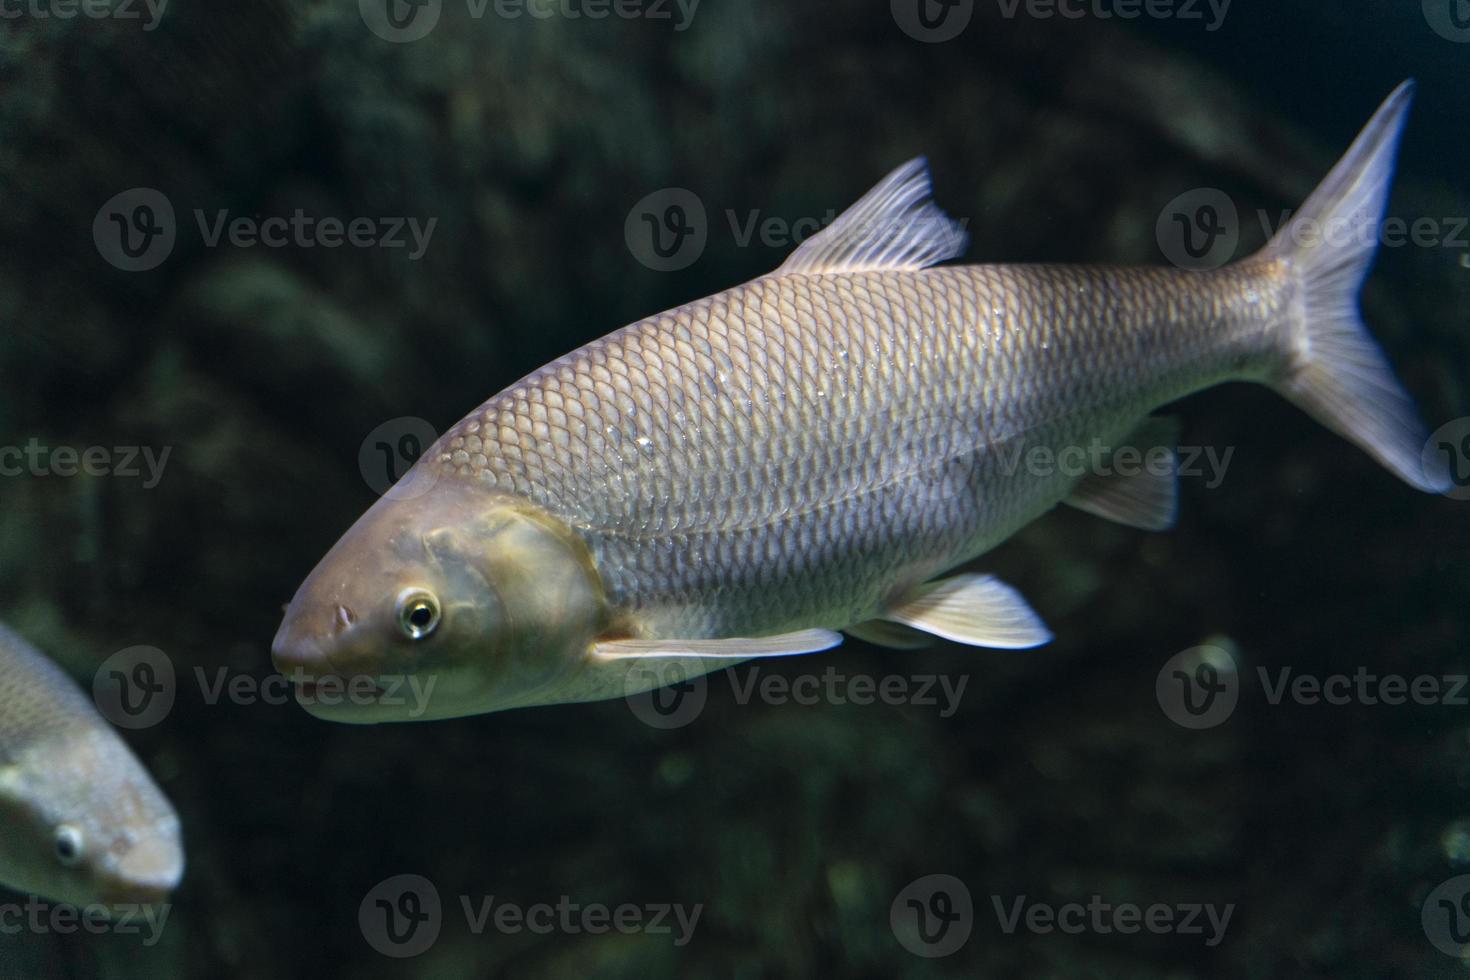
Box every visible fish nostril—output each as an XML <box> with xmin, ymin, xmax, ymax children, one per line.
<box><xmin>333</xmin><ymin>605</ymin><xmax>356</xmax><ymax>635</ymax></box>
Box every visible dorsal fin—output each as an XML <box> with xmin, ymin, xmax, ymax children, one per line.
<box><xmin>769</xmin><ymin>157</ymin><xmax>969</xmax><ymax>278</ymax></box>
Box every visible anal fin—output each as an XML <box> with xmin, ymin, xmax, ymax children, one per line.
<box><xmin>884</xmin><ymin>574</ymin><xmax>1051</xmax><ymax>649</ymax></box>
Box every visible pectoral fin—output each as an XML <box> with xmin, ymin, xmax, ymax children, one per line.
<box><xmin>845</xmin><ymin>619</ymin><xmax>934</xmax><ymax>650</ymax></box>
<box><xmin>1064</xmin><ymin>416</ymin><xmax>1180</xmax><ymax>531</ymax></box>
<box><xmin>591</xmin><ymin>628</ymin><xmax>843</xmax><ymax>661</ymax></box>
<box><xmin>884</xmin><ymin>573</ymin><xmax>1051</xmax><ymax>649</ymax></box>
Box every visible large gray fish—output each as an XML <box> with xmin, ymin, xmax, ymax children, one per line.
<box><xmin>273</xmin><ymin>82</ymin><xmax>1447</xmax><ymax>722</ymax></box>
<box><xmin>0</xmin><ymin>623</ymin><xmax>183</xmax><ymax>906</ymax></box>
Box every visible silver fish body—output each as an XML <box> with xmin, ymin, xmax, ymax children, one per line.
<box><xmin>434</xmin><ymin>260</ymin><xmax>1279</xmax><ymax>641</ymax></box>
<box><xmin>0</xmin><ymin>623</ymin><xmax>183</xmax><ymax>906</ymax></box>
<box><xmin>272</xmin><ymin>82</ymin><xmax>1445</xmax><ymax>721</ymax></box>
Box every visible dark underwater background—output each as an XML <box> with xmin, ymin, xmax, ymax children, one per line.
<box><xmin>0</xmin><ymin>0</ymin><xmax>1467</xmax><ymax>976</ymax></box>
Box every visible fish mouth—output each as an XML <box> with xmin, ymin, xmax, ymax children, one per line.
<box><xmin>287</xmin><ymin>672</ymin><xmax>387</xmax><ymax>702</ymax></box>
<box><xmin>271</xmin><ymin>631</ymin><xmax>387</xmax><ymax>705</ymax></box>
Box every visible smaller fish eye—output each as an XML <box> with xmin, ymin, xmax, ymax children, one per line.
<box><xmin>395</xmin><ymin>589</ymin><xmax>440</xmax><ymax>640</ymax></box>
<box><xmin>53</xmin><ymin>825</ymin><xmax>83</xmax><ymax>867</ymax></box>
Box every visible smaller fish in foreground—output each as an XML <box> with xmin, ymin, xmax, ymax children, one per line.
<box><xmin>0</xmin><ymin>622</ymin><xmax>183</xmax><ymax>908</ymax></box>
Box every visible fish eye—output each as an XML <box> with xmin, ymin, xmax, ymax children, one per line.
<box><xmin>53</xmin><ymin>825</ymin><xmax>83</xmax><ymax>867</ymax></box>
<box><xmin>396</xmin><ymin>589</ymin><xmax>440</xmax><ymax>640</ymax></box>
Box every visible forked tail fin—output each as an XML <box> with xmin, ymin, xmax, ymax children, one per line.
<box><xmin>1260</xmin><ymin>80</ymin><xmax>1448</xmax><ymax>493</ymax></box>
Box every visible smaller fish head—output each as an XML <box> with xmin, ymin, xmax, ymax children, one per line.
<box><xmin>272</xmin><ymin>478</ymin><xmax>604</xmax><ymax>721</ymax></box>
<box><xmin>0</xmin><ymin>728</ymin><xmax>183</xmax><ymax>909</ymax></box>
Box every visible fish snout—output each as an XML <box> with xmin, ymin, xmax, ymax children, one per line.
<box><xmin>269</xmin><ymin>616</ymin><xmax>333</xmax><ymax>679</ymax></box>
<box><xmin>101</xmin><ymin>833</ymin><xmax>183</xmax><ymax>907</ymax></box>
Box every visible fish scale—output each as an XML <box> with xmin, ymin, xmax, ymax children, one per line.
<box><xmin>431</xmin><ymin>260</ymin><xmax>1281</xmax><ymax>639</ymax></box>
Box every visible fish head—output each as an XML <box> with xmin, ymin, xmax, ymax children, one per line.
<box><xmin>271</xmin><ymin>475</ymin><xmax>606</xmax><ymax>722</ymax></box>
<box><xmin>0</xmin><ymin>726</ymin><xmax>183</xmax><ymax>908</ymax></box>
